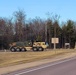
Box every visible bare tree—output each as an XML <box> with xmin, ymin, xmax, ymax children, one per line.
<box><xmin>13</xmin><ymin>9</ymin><xmax>26</xmax><ymax>41</ymax></box>
<box><xmin>31</xmin><ymin>17</ymin><xmax>45</xmax><ymax>41</ymax></box>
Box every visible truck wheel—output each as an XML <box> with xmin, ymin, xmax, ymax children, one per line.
<box><xmin>33</xmin><ymin>47</ymin><xmax>37</xmax><ymax>51</ymax></box>
<box><xmin>10</xmin><ymin>48</ymin><xmax>15</xmax><ymax>52</ymax></box>
<box><xmin>16</xmin><ymin>48</ymin><xmax>20</xmax><ymax>52</ymax></box>
<box><xmin>38</xmin><ymin>47</ymin><xmax>44</xmax><ymax>51</ymax></box>
<box><xmin>21</xmin><ymin>48</ymin><xmax>26</xmax><ymax>52</ymax></box>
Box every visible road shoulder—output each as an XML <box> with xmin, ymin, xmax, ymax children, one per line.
<box><xmin>0</xmin><ymin>52</ymin><xmax>76</xmax><ymax>75</ymax></box>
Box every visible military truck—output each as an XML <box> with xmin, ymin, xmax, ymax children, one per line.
<box><xmin>9</xmin><ymin>41</ymin><xmax>32</xmax><ymax>52</ymax></box>
<box><xmin>9</xmin><ymin>41</ymin><xmax>48</xmax><ymax>52</ymax></box>
<box><xmin>32</xmin><ymin>42</ymin><xmax>48</xmax><ymax>51</ymax></box>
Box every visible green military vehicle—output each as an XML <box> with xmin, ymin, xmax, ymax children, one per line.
<box><xmin>9</xmin><ymin>41</ymin><xmax>32</xmax><ymax>52</ymax></box>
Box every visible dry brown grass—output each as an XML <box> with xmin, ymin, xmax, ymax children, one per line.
<box><xmin>0</xmin><ymin>49</ymin><xmax>75</xmax><ymax>67</ymax></box>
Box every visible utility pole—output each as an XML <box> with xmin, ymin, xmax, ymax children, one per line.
<box><xmin>45</xmin><ymin>22</ymin><xmax>47</xmax><ymax>43</ymax></box>
<box><xmin>54</xmin><ymin>22</ymin><xmax>56</xmax><ymax>49</ymax></box>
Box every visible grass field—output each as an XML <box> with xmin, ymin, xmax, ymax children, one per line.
<box><xmin>0</xmin><ymin>49</ymin><xmax>75</xmax><ymax>68</ymax></box>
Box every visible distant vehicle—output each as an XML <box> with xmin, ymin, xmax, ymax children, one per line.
<box><xmin>9</xmin><ymin>41</ymin><xmax>32</xmax><ymax>52</ymax></box>
<box><xmin>9</xmin><ymin>41</ymin><xmax>48</xmax><ymax>52</ymax></box>
<box><xmin>32</xmin><ymin>42</ymin><xmax>48</xmax><ymax>51</ymax></box>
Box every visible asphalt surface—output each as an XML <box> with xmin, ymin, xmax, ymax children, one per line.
<box><xmin>4</xmin><ymin>57</ymin><xmax>76</xmax><ymax>75</ymax></box>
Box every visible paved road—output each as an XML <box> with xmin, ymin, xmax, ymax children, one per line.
<box><xmin>4</xmin><ymin>57</ymin><xmax>76</xmax><ymax>75</ymax></box>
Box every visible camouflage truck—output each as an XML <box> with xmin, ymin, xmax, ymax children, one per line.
<box><xmin>9</xmin><ymin>41</ymin><xmax>32</xmax><ymax>52</ymax></box>
<box><xmin>32</xmin><ymin>42</ymin><xmax>48</xmax><ymax>51</ymax></box>
<box><xmin>9</xmin><ymin>41</ymin><xmax>48</xmax><ymax>52</ymax></box>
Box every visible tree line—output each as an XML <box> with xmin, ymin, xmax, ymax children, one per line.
<box><xmin>0</xmin><ymin>9</ymin><xmax>76</xmax><ymax>49</ymax></box>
